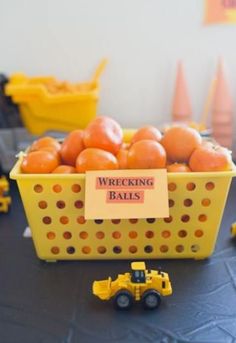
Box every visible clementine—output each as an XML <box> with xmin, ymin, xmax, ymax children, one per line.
<box><xmin>60</xmin><ymin>130</ymin><xmax>84</xmax><ymax>166</ymax></box>
<box><xmin>52</xmin><ymin>165</ymin><xmax>77</xmax><ymax>173</ymax></box>
<box><xmin>127</xmin><ymin>140</ymin><xmax>166</xmax><ymax>169</ymax></box>
<box><xmin>167</xmin><ymin>163</ymin><xmax>191</xmax><ymax>172</ymax></box>
<box><xmin>39</xmin><ymin>146</ymin><xmax>61</xmax><ymax>164</ymax></box>
<box><xmin>116</xmin><ymin>149</ymin><xmax>128</xmax><ymax>169</ymax></box>
<box><xmin>83</xmin><ymin>116</ymin><xmax>123</xmax><ymax>155</ymax></box>
<box><xmin>21</xmin><ymin>151</ymin><xmax>59</xmax><ymax>174</ymax></box>
<box><xmin>30</xmin><ymin>136</ymin><xmax>61</xmax><ymax>153</ymax></box>
<box><xmin>189</xmin><ymin>143</ymin><xmax>232</xmax><ymax>172</ymax></box>
<box><xmin>131</xmin><ymin>126</ymin><xmax>162</xmax><ymax>144</ymax></box>
<box><xmin>76</xmin><ymin>148</ymin><xmax>119</xmax><ymax>173</ymax></box>
<box><xmin>161</xmin><ymin>126</ymin><xmax>202</xmax><ymax>162</ymax></box>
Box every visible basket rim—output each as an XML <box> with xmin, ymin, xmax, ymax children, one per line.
<box><xmin>10</xmin><ymin>153</ymin><xmax>236</xmax><ymax>180</ymax></box>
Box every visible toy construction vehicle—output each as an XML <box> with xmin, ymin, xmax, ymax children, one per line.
<box><xmin>231</xmin><ymin>223</ymin><xmax>236</xmax><ymax>237</ymax></box>
<box><xmin>92</xmin><ymin>262</ymin><xmax>172</xmax><ymax>310</ymax></box>
<box><xmin>0</xmin><ymin>176</ymin><xmax>11</xmax><ymax>213</ymax></box>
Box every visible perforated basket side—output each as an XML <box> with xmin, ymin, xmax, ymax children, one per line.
<box><xmin>10</xmin><ymin>159</ymin><xmax>236</xmax><ymax>261</ymax></box>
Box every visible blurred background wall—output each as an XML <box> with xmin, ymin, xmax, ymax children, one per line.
<box><xmin>1</xmin><ymin>0</ymin><xmax>236</xmax><ymax>128</ymax></box>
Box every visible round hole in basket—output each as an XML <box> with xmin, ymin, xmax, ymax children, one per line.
<box><xmin>96</xmin><ymin>231</ymin><xmax>105</xmax><ymax>239</ymax></box>
<box><xmin>164</xmin><ymin>216</ymin><xmax>173</xmax><ymax>223</ymax></box>
<box><xmin>60</xmin><ymin>216</ymin><xmax>69</xmax><ymax>224</ymax></box>
<box><xmin>129</xmin><ymin>231</ymin><xmax>138</xmax><ymax>239</ymax></box>
<box><xmin>181</xmin><ymin>214</ymin><xmax>190</xmax><ymax>223</ymax></box>
<box><xmin>97</xmin><ymin>246</ymin><xmax>107</xmax><ymax>254</ymax></box>
<box><xmin>38</xmin><ymin>200</ymin><xmax>47</xmax><ymax>209</ymax></box>
<box><xmin>145</xmin><ymin>230</ymin><xmax>154</xmax><ymax>238</ymax></box>
<box><xmin>77</xmin><ymin>216</ymin><xmax>86</xmax><ymax>224</ymax></box>
<box><xmin>112</xmin><ymin>231</ymin><xmax>121</xmax><ymax>239</ymax></box>
<box><xmin>129</xmin><ymin>218</ymin><xmax>138</xmax><ymax>224</ymax></box>
<box><xmin>42</xmin><ymin>216</ymin><xmax>52</xmax><ymax>225</ymax></box>
<box><xmin>169</xmin><ymin>199</ymin><xmax>175</xmax><ymax>207</ymax></box>
<box><xmin>82</xmin><ymin>246</ymin><xmax>91</xmax><ymax>254</ymax></box>
<box><xmin>67</xmin><ymin>246</ymin><xmax>75</xmax><ymax>254</ymax></box>
<box><xmin>71</xmin><ymin>184</ymin><xmax>81</xmax><ymax>193</ymax></box>
<box><xmin>168</xmin><ymin>183</ymin><xmax>177</xmax><ymax>191</ymax></box>
<box><xmin>201</xmin><ymin>198</ymin><xmax>211</xmax><ymax>207</ymax></box>
<box><xmin>195</xmin><ymin>229</ymin><xmax>204</xmax><ymax>237</ymax></box>
<box><xmin>56</xmin><ymin>200</ymin><xmax>66</xmax><ymax>209</ymax></box>
<box><xmin>63</xmin><ymin>231</ymin><xmax>72</xmax><ymax>239</ymax></box>
<box><xmin>178</xmin><ymin>230</ymin><xmax>187</xmax><ymax>238</ymax></box>
<box><xmin>129</xmin><ymin>246</ymin><xmax>137</xmax><ymax>254</ymax></box>
<box><xmin>94</xmin><ymin>219</ymin><xmax>103</xmax><ymax>224</ymax></box>
<box><xmin>74</xmin><ymin>200</ymin><xmax>84</xmax><ymax>209</ymax></box>
<box><xmin>198</xmin><ymin>214</ymin><xmax>207</xmax><ymax>222</ymax></box>
<box><xmin>191</xmin><ymin>244</ymin><xmax>200</xmax><ymax>252</ymax></box>
<box><xmin>160</xmin><ymin>245</ymin><xmax>169</xmax><ymax>253</ymax></box>
<box><xmin>205</xmin><ymin>182</ymin><xmax>215</xmax><ymax>191</ymax></box>
<box><xmin>144</xmin><ymin>245</ymin><xmax>153</xmax><ymax>253</ymax></box>
<box><xmin>161</xmin><ymin>230</ymin><xmax>171</xmax><ymax>238</ymax></box>
<box><xmin>34</xmin><ymin>184</ymin><xmax>43</xmax><ymax>193</ymax></box>
<box><xmin>186</xmin><ymin>182</ymin><xmax>196</xmax><ymax>191</ymax></box>
<box><xmin>176</xmin><ymin>245</ymin><xmax>184</xmax><ymax>253</ymax></box>
<box><xmin>79</xmin><ymin>231</ymin><xmax>88</xmax><ymax>239</ymax></box>
<box><xmin>52</xmin><ymin>184</ymin><xmax>62</xmax><ymax>193</ymax></box>
<box><xmin>184</xmin><ymin>199</ymin><xmax>193</xmax><ymax>207</ymax></box>
<box><xmin>146</xmin><ymin>218</ymin><xmax>156</xmax><ymax>224</ymax></box>
<box><xmin>51</xmin><ymin>246</ymin><xmax>60</xmax><ymax>254</ymax></box>
<box><xmin>113</xmin><ymin>246</ymin><xmax>122</xmax><ymax>254</ymax></box>
<box><xmin>47</xmin><ymin>231</ymin><xmax>56</xmax><ymax>240</ymax></box>
<box><xmin>111</xmin><ymin>219</ymin><xmax>121</xmax><ymax>224</ymax></box>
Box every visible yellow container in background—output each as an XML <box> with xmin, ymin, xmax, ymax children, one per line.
<box><xmin>10</xmin><ymin>153</ymin><xmax>236</xmax><ymax>261</ymax></box>
<box><xmin>5</xmin><ymin>60</ymin><xmax>107</xmax><ymax>134</ymax></box>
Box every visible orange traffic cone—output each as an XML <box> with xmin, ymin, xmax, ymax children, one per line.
<box><xmin>211</xmin><ymin>59</ymin><xmax>233</xmax><ymax>148</ymax></box>
<box><xmin>172</xmin><ymin>61</ymin><xmax>192</xmax><ymax>123</ymax></box>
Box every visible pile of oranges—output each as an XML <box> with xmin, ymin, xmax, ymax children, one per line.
<box><xmin>21</xmin><ymin>116</ymin><xmax>233</xmax><ymax>174</ymax></box>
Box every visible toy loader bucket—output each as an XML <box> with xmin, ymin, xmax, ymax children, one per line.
<box><xmin>93</xmin><ymin>277</ymin><xmax>112</xmax><ymax>300</ymax></box>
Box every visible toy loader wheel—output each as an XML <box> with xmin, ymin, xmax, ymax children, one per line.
<box><xmin>141</xmin><ymin>289</ymin><xmax>161</xmax><ymax>310</ymax></box>
<box><xmin>113</xmin><ymin>289</ymin><xmax>134</xmax><ymax>310</ymax></box>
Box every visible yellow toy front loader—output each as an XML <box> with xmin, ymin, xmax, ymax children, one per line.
<box><xmin>93</xmin><ymin>262</ymin><xmax>172</xmax><ymax>310</ymax></box>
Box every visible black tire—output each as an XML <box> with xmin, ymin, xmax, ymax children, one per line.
<box><xmin>141</xmin><ymin>289</ymin><xmax>161</xmax><ymax>310</ymax></box>
<box><xmin>113</xmin><ymin>289</ymin><xmax>134</xmax><ymax>310</ymax></box>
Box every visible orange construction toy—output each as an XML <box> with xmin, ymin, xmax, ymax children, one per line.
<box><xmin>211</xmin><ymin>59</ymin><xmax>233</xmax><ymax>149</ymax></box>
<box><xmin>172</xmin><ymin>61</ymin><xmax>192</xmax><ymax>123</ymax></box>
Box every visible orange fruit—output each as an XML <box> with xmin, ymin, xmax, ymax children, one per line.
<box><xmin>39</xmin><ymin>146</ymin><xmax>61</xmax><ymax>164</ymax></box>
<box><xmin>167</xmin><ymin>163</ymin><xmax>191</xmax><ymax>172</ymax></box>
<box><xmin>83</xmin><ymin>116</ymin><xmax>123</xmax><ymax>155</ymax></box>
<box><xmin>121</xmin><ymin>142</ymin><xmax>130</xmax><ymax>150</ymax></box>
<box><xmin>76</xmin><ymin>148</ymin><xmax>119</xmax><ymax>173</ymax></box>
<box><xmin>131</xmin><ymin>126</ymin><xmax>162</xmax><ymax>144</ymax></box>
<box><xmin>60</xmin><ymin>130</ymin><xmax>84</xmax><ymax>166</ymax></box>
<box><xmin>52</xmin><ymin>165</ymin><xmax>77</xmax><ymax>173</ymax></box>
<box><xmin>21</xmin><ymin>151</ymin><xmax>59</xmax><ymax>174</ymax></box>
<box><xmin>189</xmin><ymin>143</ymin><xmax>232</xmax><ymax>172</ymax></box>
<box><xmin>127</xmin><ymin>140</ymin><xmax>166</xmax><ymax>169</ymax></box>
<box><xmin>161</xmin><ymin>126</ymin><xmax>202</xmax><ymax>162</ymax></box>
<box><xmin>116</xmin><ymin>149</ymin><xmax>128</xmax><ymax>169</ymax></box>
<box><xmin>30</xmin><ymin>136</ymin><xmax>61</xmax><ymax>153</ymax></box>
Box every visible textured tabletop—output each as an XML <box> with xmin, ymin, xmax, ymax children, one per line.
<box><xmin>1</xmin><ymin>179</ymin><xmax>236</xmax><ymax>343</ymax></box>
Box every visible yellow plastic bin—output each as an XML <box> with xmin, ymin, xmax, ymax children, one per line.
<box><xmin>10</xmin><ymin>154</ymin><xmax>236</xmax><ymax>261</ymax></box>
<box><xmin>5</xmin><ymin>60</ymin><xmax>107</xmax><ymax>134</ymax></box>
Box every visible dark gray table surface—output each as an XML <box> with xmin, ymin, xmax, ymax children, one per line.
<box><xmin>1</xmin><ymin>178</ymin><xmax>236</xmax><ymax>343</ymax></box>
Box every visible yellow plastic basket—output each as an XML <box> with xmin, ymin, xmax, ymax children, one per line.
<box><xmin>10</xmin><ymin>155</ymin><xmax>236</xmax><ymax>261</ymax></box>
<box><xmin>5</xmin><ymin>60</ymin><xmax>107</xmax><ymax>135</ymax></box>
